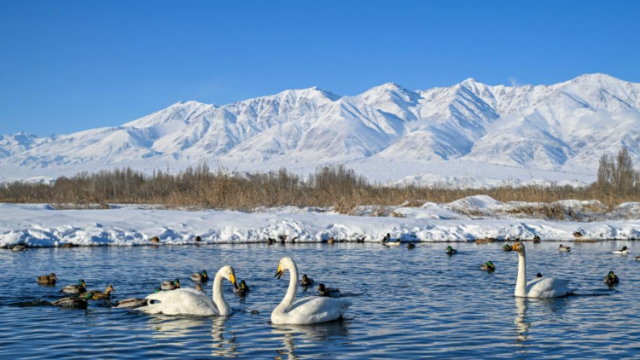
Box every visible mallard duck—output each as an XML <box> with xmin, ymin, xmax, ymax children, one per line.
<box><xmin>194</xmin><ymin>283</ymin><xmax>204</xmax><ymax>292</ymax></box>
<box><xmin>635</xmin><ymin>256</ymin><xmax>640</xmax><ymax>261</ymax></box>
<box><xmin>52</xmin><ymin>292</ymin><xmax>93</xmax><ymax>309</ymax></box>
<box><xmin>604</xmin><ymin>271</ymin><xmax>619</xmax><ymax>286</ymax></box>
<box><xmin>317</xmin><ymin>283</ymin><xmax>341</xmax><ymax>298</ymax></box>
<box><xmin>279</xmin><ymin>235</ymin><xmax>287</xmax><ymax>244</ymax></box>
<box><xmin>37</xmin><ymin>273</ymin><xmax>58</xmax><ymax>285</ymax></box>
<box><xmin>503</xmin><ymin>243</ymin><xmax>513</xmax><ymax>252</ymax></box>
<box><xmin>532</xmin><ymin>236</ymin><xmax>541</xmax><ymax>244</ymax></box>
<box><xmin>117</xmin><ymin>288</ymin><xmax>160</xmax><ymax>309</ymax></box>
<box><xmin>266</xmin><ymin>237</ymin><xmax>276</xmax><ymax>245</ymax></box>
<box><xmin>193</xmin><ymin>235</ymin><xmax>202</xmax><ymax>242</ymax></box>
<box><xmin>407</xmin><ymin>243</ymin><xmax>416</xmax><ymax>249</ymax></box>
<box><xmin>613</xmin><ymin>246</ymin><xmax>628</xmax><ymax>255</ymax></box>
<box><xmin>536</xmin><ymin>273</ymin><xmax>543</xmax><ymax>278</ymax></box>
<box><xmin>234</xmin><ymin>280</ymin><xmax>250</xmax><ymax>294</ymax></box>
<box><xmin>446</xmin><ymin>246</ymin><xmax>457</xmax><ymax>255</ymax></box>
<box><xmin>480</xmin><ymin>261</ymin><xmax>495</xmax><ymax>271</ymax></box>
<box><xmin>558</xmin><ymin>244</ymin><xmax>571</xmax><ymax>252</ymax></box>
<box><xmin>191</xmin><ymin>270</ymin><xmax>209</xmax><ymax>282</ymax></box>
<box><xmin>62</xmin><ymin>280</ymin><xmax>87</xmax><ymax>294</ymax></box>
<box><xmin>300</xmin><ymin>274</ymin><xmax>314</xmax><ymax>288</ymax></box>
<box><xmin>161</xmin><ymin>278</ymin><xmax>180</xmax><ymax>290</ymax></box>
<box><xmin>327</xmin><ymin>237</ymin><xmax>336</xmax><ymax>245</ymax></box>
<box><xmin>81</xmin><ymin>284</ymin><xmax>114</xmax><ymax>299</ymax></box>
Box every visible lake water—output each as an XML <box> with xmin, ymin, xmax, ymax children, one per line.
<box><xmin>1</xmin><ymin>241</ymin><xmax>639</xmax><ymax>359</ymax></box>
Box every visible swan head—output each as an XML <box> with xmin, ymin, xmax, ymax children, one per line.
<box><xmin>275</xmin><ymin>257</ymin><xmax>296</xmax><ymax>280</ymax></box>
<box><xmin>218</xmin><ymin>265</ymin><xmax>237</xmax><ymax>288</ymax></box>
<box><xmin>512</xmin><ymin>242</ymin><xmax>525</xmax><ymax>254</ymax></box>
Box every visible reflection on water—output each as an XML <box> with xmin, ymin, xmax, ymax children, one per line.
<box><xmin>1</xmin><ymin>241</ymin><xmax>640</xmax><ymax>358</ymax></box>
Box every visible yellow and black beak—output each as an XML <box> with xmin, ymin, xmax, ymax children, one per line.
<box><xmin>274</xmin><ymin>264</ymin><xmax>284</xmax><ymax>280</ymax></box>
<box><xmin>512</xmin><ymin>243</ymin><xmax>520</xmax><ymax>251</ymax></box>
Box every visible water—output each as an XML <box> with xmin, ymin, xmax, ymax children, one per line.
<box><xmin>1</xmin><ymin>241</ymin><xmax>639</xmax><ymax>359</ymax></box>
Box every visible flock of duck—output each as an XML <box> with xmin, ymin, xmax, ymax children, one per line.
<box><xmin>36</xmin><ymin>257</ymin><xmax>350</xmax><ymax>325</ymax></box>
<box><xmin>33</xmin><ymin>239</ymin><xmax>632</xmax><ymax>324</ymax></box>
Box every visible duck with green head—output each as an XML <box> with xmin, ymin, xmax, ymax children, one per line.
<box><xmin>62</xmin><ymin>280</ymin><xmax>87</xmax><ymax>294</ymax></box>
<box><xmin>604</xmin><ymin>271</ymin><xmax>619</xmax><ymax>287</ymax></box>
<box><xmin>446</xmin><ymin>246</ymin><xmax>457</xmax><ymax>255</ymax></box>
<box><xmin>191</xmin><ymin>270</ymin><xmax>209</xmax><ymax>282</ymax></box>
<box><xmin>234</xmin><ymin>280</ymin><xmax>250</xmax><ymax>294</ymax></box>
<box><xmin>480</xmin><ymin>261</ymin><xmax>495</xmax><ymax>271</ymax></box>
<box><xmin>503</xmin><ymin>243</ymin><xmax>513</xmax><ymax>252</ymax></box>
<box><xmin>52</xmin><ymin>292</ymin><xmax>94</xmax><ymax>309</ymax></box>
<box><xmin>161</xmin><ymin>278</ymin><xmax>180</xmax><ymax>290</ymax></box>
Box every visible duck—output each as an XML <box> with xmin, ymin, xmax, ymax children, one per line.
<box><xmin>317</xmin><ymin>283</ymin><xmax>341</xmax><ymax>298</ymax></box>
<box><xmin>532</xmin><ymin>236</ymin><xmax>541</xmax><ymax>244</ymax></box>
<box><xmin>271</xmin><ymin>257</ymin><xmax>350</xmax><ymax>325</ymax></box>
<box><xmin>161</xmin><ymin>278</ymin><xmax>180</xmax><ymax>290</ymax></box>
<box><xmin>503</xmin><ymin>243</ymin><xmax>513</xmax><ymax>252</ymax></box>
<box><xmin>267</xmin><ymin>237</ymin><xmax>276</xmax><ymax>245</ymax></box>
<box><xmin>604</xmin><ymin>271</ymin><xmax>619</xmax><ymax>287</ymax></box>
<box><xmin>558</xmin><ymin>244</ymin><xmax>571</xmax><ymax>252</ymax></box>
<box><xmin>407</xmin><ymin>243</ymin><xmax>416</xmax><ymax>249</ymax></box>
<box><xmin>194</xmin><ymin>283</ymin><xmax>204</xmax><ymax>292</ymax></box>
<box><xmin>52</xmin><ymin>292</ymin><xmax>94</xmax><ymax>309</ymax></box>
<box><xmin>512</xmin><ymin>242</ymin><xmax>573</xmax><ymax>298</ymax></box>
<box><xmin>234</xmin><ymin>280</ymin><xmax>250</xmax><ymax>294</ymax></box>
<box><xmin>191</xmin><ymin>270</ymin><xmax>209</xmax><ymax>282</ymax></box>
<box><xmin>480</xmin><ymin>261</ymin><xmax>495</xmax><ymax>271</ymax></box>
<box><xmin>446</xmin><ymin>246</ymin><xmax>457</xmax><ymax>255</ymax></box>
<box><xmin>300</xmin><ymin>274</ymin><xmax>314</xmax><ymax>288</ymax></box>
<box><xmin>116</xmin><ymin>288</ymin><xmax>161</xmax><ymax>309</ymax></box>
<box><xmin>137</xmin><ymin>265</ymin><xmax>238</xmax><ymax>316</ymax></box>
<box><xmin>37</xmin><ymin>273</ymin><xmax>58</xmax><ymax>285</ymax></box>
<box><xmin>536</xmin><ymin>273</ymin><xmax>543</xmax><ymax>278</ymax></box>
<box><xmin>62</xmin><ymin>280</ymin><xmax>87</xmax><ymax>294</ymax></box>
<box><xmin>81</xmin><ymin>285</ymin><xmax>114</xmax><ymax>299</ymax></box>
<box><xmin>327</xmin><ymin>237</ymin><xmax>336</xmax><ymax>245</ymax></box>
<box><xmin>612</xmin><ymin>246</ymin><xmax>628</xmax><ymax>255</ymax></box>
<box><xmin>11</xmin><ymin>244</ymin><xmax>27</xmax><ymax>252</ymax></box>
<box><xmin>635</xmin><ymin>256</ymin><xmax>640</xmax><ymax>261</ymax></box>
<box><xmin>382</xmin><ymin>233</ymin><xmax>391</xmax><ymax>243</ymax></box>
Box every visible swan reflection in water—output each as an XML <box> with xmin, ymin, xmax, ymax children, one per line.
<box><xmin>272</xmin><ymin>320</ymin><xmax>349</xmax><ymax>360</ymax></box>
<box><xmin>211</xmin><ymin>316</ymin><xmax>238</xmax><ymax>358</ymax></box>
<box><xmin>148</xmin><ymin>315</ymin><xmax>208</xmax><ymax>340</ymax></box>
<box><xmin>514</xmin><ymin>298</ymin><xmax>531</xmax><ymax>343</ymax></box>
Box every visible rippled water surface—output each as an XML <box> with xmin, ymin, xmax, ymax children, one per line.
<box><xmin>1</xmin><ymin>241</ymin><xmax>640</xmax><ymax>359</ymax></box>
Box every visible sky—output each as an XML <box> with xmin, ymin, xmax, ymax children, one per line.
<box><xmin>1</xmin><ymin>1</ymin><xmax>639</xmax><ymax>136</ymax></box>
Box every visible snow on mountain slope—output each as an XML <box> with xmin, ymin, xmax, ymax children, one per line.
<box><xmin>0</xmin><ymin>74</ymin><xmax>639</xmax><ymax>185</ymax></box>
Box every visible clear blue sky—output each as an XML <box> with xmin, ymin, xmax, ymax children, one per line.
<box><xmin>1</xmin><ymin>1</ymin><xmax>639</xmax><ymax>136</ymax></box>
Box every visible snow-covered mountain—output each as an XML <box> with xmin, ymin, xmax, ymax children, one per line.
<box><xmin>1</xmin><ymin>73</ymin><xmax>639</xmax><ymax>185</ymax></box>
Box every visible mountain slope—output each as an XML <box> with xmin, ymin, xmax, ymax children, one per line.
<box><xmin>1</xmin><ymin>73</ymin><xmax>639</xmax><ymax>184</ymax></box>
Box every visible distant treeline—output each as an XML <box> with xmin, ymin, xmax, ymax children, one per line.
<box><xmin>1</xmin><ymin>148</ymin><xmax>639</xmax><ymax>212</ymax></box>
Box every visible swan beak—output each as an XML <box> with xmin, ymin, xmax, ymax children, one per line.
<box><xmin>512</xmin><ymin>243</ymin><xmax>520</xmax><ymax>250</ymax></box>
<box><xmin>230</xmin><ymin>274</ymin><xmax>237</xmax><ymax>288</ymax></box>
<box><xmin>275</xmin><ymin>264</ymin><xmax>284</xmax><ymax>280</ymax></box>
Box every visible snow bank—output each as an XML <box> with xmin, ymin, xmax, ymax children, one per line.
<box><xmin>1</xmin><ymin>203</ymin><xmax>639</xmax><ymax>248</ymax></box>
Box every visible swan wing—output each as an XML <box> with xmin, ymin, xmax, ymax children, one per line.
<box><xmin>526</xmin><ymin>277</ymin><xmax>572</xmax><ymax>298</ymax></box>
<box><xmin>279</xmin><ymin>296</ymin><xmax>351</xmax><ymax>325</ymax></box>
<box><xmin>138</xmin><ymin>288</ymin><xmax>217</xmax><ymax>316</ymax></box>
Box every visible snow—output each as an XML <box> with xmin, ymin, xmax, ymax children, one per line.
<box><xmin>2</xmin><ymin>200</ymin><xmax>640</xmax><ymax>248</ymax></box>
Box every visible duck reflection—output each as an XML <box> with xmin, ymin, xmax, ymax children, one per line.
<box><xmin>272</xmin><ymin>321</ymin><xmax>349</xmax><ymax>360</ymax></box>
<box><xmin>211</xmin><ymin>316</ymin><xmax>238</xmax><ymax>358</ymax></box>
<box><xmin>514</xmin><ymin>298</ymin><xmax>530</xmax><ymax>343</ymax></box>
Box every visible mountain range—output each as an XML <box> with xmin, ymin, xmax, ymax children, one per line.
<box><xmin>1</xmin><ymin>73</ymin><xmax>639</xmax><ymax>186</ymax></box>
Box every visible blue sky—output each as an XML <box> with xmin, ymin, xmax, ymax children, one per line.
<box><xmin>1</xmin><ymin>1</ymin><xmax>639</xmax><ymax>136</ymax></box>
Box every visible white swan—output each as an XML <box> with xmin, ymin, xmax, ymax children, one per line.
<box><xmin>137</xmin><ymin>265</ymin><xmax>237</xmax><ymax>316</ymax></box>
<box><xmin>272</xmin><ymin>257</ymin><xmax>351</xmax><ymax>325</ymax></box>
<box><xmin>512</xmin><ymin>243</ymin><xmax>573</xmax><ymax>298</ymax></box>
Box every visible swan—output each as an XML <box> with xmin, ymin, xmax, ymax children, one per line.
<box><xmin>512</xmin><ymin>242</ymin><xmax>573</xmax><ymax>298</ymax></box>
<box><xmin>612</xmin><ymin>246</ymin><xmax>628</xmax><ymax>255</ymax></box>
<box><xmin>137</xmin><ymin>265</ymin><xmax>237</xmax><ymax>316</ymax></box>
<box><xmin>271</xmin><ymin>257</ymin><xmax>350</xmax><ymax>325</ymax></box>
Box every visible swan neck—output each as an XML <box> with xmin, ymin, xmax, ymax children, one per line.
<box><xmin>213</xmin><ymin>271</ymin><xmax>231</xmax><ymax>315</ymax></box>
<box><xmin>515</xmin><ymin>249</ymin><xmax>527</xmax><ymax>297</ymax></box>
<box><xmin>277</xmin><ymin>262</ymin><xmax>299</xmax><ymax>313</ymax></box>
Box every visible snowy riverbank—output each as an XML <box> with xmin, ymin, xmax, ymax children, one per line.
<box><xmin>1</xmin><ymin>200</ymin><xmax>639</xmax><ymax>248</ymax></box>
